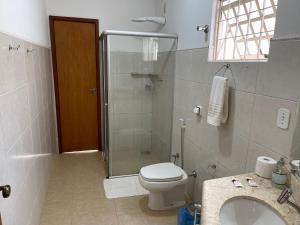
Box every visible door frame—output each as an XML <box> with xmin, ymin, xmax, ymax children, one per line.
<box><xmin>49</xmin><ymin>15</ymin><xmax>101</xmax><ymax>153</ymax></box>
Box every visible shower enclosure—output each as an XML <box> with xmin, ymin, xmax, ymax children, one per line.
<box><xmin>100</xmin><ymin>30</ymin><xmax>177</xmax><ymax>178</ymax></box>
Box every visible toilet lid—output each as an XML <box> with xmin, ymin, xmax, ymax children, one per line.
<box><xmin>140</xmin><ymin>163</ymin><xmax>183</xmax><ymax>182</ymax></box>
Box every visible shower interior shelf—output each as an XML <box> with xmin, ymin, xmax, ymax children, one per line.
<box><xmin>131</xmin><ymin>72</ymin><xmax>159</xmax><ymax>77</ymax></box>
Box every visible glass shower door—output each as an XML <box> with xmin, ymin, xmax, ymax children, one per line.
<box><xmin>102</xmin><ymin>32</ymin><xmax>177</xmax><ymax>177</ymax></box>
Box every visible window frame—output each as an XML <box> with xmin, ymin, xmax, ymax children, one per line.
<box><xmin>209</xmin><ymin>0</ymin><xmax>278</xmax><ymax>62</ymax></box>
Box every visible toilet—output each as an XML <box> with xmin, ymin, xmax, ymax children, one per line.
<box><xmin>139</xmin><ymin>162</ymin><xmax>188</xmax><ymax>210</ymax></box>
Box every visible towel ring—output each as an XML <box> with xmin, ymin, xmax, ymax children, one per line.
<box><xmin>214</xmin><ymin>63</ymin><xmax>236</xmax><ymax>88</ymax></box>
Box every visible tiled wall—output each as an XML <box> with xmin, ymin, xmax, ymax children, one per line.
<box><xmin>108</xmin><ymin>50</ymin><xmax>176</xmax><ymax>175</ymax></box>
<box><xmin>0</xmin><ymin>33</ymin><xmax>57</xmax><ymax>225</ymax></box>
<box><xmin>109</xmin><ymin>51</ymin><xmax>154</xmax><ymax>175</ymax></box>
<box><xmin>172</xmin><ymin>39</ymin><xmax>300</xmax><ymax>201</ymax></box>
<box><xmin>151</xmin><ymin>51</ymin><xmax>176</xmax><ymax>162</ymax></box>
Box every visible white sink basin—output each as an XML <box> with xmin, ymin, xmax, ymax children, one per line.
<box><xmin>220</xmin><ymin>198</ymin><xmax>287</xmax><ymax>225</ymax></box>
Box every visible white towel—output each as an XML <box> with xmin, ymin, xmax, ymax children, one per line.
<box><xmin>207</xmin><ymin>76</ymin><xmax>229</xmax><ymax>126</ymax></box>
<box><xmin>142</xmin><ymin>37</ymin><xmax>159</xmax><ymax>61</ymax></box>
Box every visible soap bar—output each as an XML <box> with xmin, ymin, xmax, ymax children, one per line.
<box><xmin>232</xmin><ymin>178</ymin><xmax>243</xmax><ymax>188</ymax></box>
<box><xmin>246</xmin><ymin>177</ymin><xmax>258</xmax><ymax>187</ymax></box>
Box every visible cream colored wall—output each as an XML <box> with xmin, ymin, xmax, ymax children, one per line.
<box><xmin>0</xmin><ymin>0</ymin><xmax>49</xmax><ymax>47</ymax></box>
<box><xmin>158</xmin><ymin>0</ymin><xmax>300</xmax><ymax>50</ymax></box>
<box><xmin>46</xmin><ymin>0</ymin><xmax>161</xmax><ymax>34</ymax></box>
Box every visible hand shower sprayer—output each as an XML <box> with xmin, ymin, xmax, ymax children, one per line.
<box><xmin>179</xmin><ymin>119</ymin><xmax>186</xmax><ymax>169</ymax></box>
<box><xmin>179</xmin><ymin>118</ymin><xmax>197</xmax><ymax>178</ymax></box>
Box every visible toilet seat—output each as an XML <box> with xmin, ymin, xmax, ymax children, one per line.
<box><xmin>140</xmin><ymin>162</ymin><xmax>184</xmax><ymax>182</ymax></box>
<box><xmin>139</xmin><ymin>162</ymin><xmax>188</xmax><ymax>210</ymax></box>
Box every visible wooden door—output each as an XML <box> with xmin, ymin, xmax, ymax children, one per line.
<box><xmin>50</xmin><ymin>16</ymin><xmax>101</xmax><ymax>153</ymax></box>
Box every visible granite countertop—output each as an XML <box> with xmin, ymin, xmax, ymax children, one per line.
<box><xmin>201</xmin><ymin>173</ymin><xmax>300</xmax><ymax>225</ymax></box>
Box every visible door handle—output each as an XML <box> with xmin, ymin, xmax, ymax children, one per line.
<box><xmin>88</xmin><ymin>88</ymin><xmax>97</xmax><ymax>96</ymax></box>
<box><xmin>0</xmin><ymin>185</ymin><xmax>11</xmax><ymax>198</ymax></box>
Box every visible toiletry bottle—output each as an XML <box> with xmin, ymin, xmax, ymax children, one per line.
<box><xmin>272</xmin><ymin>158</ymin><xmax>288</xmax><ymax>190</ymax></box>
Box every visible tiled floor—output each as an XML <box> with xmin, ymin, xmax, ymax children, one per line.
<box><xmin>39</xmin><ymin>152</ymin><xmax>178</xmax><ymax>225</ymax></box>
<box><xmin>111</xmin><ymin>150</ymin><xmax>162</xmax><ymax>176</ymax></box>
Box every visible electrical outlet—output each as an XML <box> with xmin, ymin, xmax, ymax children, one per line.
<box><xmin>276</xmin><ymin>108</ymin><xmax>290</xmax><ymax>129</ymax></box>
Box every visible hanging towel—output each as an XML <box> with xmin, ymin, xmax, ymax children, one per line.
<box><xmin>207</xmin><ymin>76</ymin><xmax>229</xmax><ymax>126</ymax></box>
<box><xmin>142</xmin><ymin>37</ymin><xmax>159</xmax><ymax>61</ymax></box>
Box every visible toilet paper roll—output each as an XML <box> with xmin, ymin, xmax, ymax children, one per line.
<box><xmin>255</xmin><ymin>156</ymin><xmax>277</xmax><ymax>179</ymax></box>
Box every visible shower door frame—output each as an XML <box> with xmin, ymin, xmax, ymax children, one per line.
<box><xmin>99</xmin><ymin>30</ymin><xmax>178</xmax><ymax>178</ymax></box>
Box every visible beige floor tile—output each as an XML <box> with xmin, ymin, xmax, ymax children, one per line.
<box><xmin>40</xmin><ymin>152</ymin><xmax>177</xmax><ymax>225</ymax></box>
<box><xmin>117</xmin><ymin>212</ymin><xmax>149</xmax><ymax>225</ymax></box>
<box><xmin>40</xmin><ymin>214</ymin><xmax>72</xmax><ymax>225</ymax></box>
<box><xmin>41</xmin><ymin>200</ymin><xmax>72</xmax><ymax>216</ymax></box>
<box><xmin>146</xmin><ymin>214</ymin><xmax>177</xmax><ymax>225</ymax></box>
<box><xmin>71</xmin><ymin>207</ymin><xmax>119</xmax><ymax>225</ymax></box>
<box><xmin>114</xmin><ymin>196</ymin><xmax>146</xmax><ymax>214</ymax></box>
<box><xmin>73</xmin><ymin>192</ymin><xmax>115</xmax><ymax>211</ymax></box>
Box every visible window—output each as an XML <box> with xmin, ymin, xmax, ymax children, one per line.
<box><xmin>209</xmin><ymin>0</ymin><xmax>278</xmax><ymax>61</ymax></box>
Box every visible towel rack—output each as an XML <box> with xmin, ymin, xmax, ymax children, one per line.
<box><xmin>215</xmin><ymin>63</ymin><xmax>231</xmax><ymax>77</ymax></box>
<box><xmin>214</xmin><ymin>63</ymin><xmax>236</xmax><ymax>88</ymax></box>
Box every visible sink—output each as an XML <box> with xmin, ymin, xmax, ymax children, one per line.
<box><xmin>220</xmin><ymin>198</ymin><xmax>287</xmax><ymax>225</ymax></box>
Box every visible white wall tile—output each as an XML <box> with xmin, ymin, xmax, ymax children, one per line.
<box><xmin>173</xmin><ymin>43</ymin><xmax>300</xmax><ymax>201</ymax></box>
<box><xmin>216</xmin><ymin>134</ymin><xmax>249</xmax><ymax>174</ymax></box>
<box><xmin>245</xmin><ymin>142</ymin><xmax>283</xmax><ymax>173</ymax></box>
<box><xmin>256</xmin><ymin>40</ymin><xmax>300</xmax><ymax>101</ymax></box>
<box><xmin>226</xmin><ymin>90</ymin><xmax>255</xmax><ymax>139</ymax></box>
<box><xmin>251</xmin><ymin>94</ymin><xmax>298</xmax><ymax>157</ymax></box>
<box><xmin>0</xmin><ymin>32</ymin><xmax>57</xmax><ymax>225</ymax></box>
<box><xmin>229</xmin><ymin>62</ymin><xmax>259</xmax><ymax>93</ymax></box>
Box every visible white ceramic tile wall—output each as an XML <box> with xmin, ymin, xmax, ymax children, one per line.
<box><xmin>109</xmin><ymin>52</ymin><xmax>155</xmax><ymax>175</ymax></box>
<box><xmin>151</xmin><ymin>51</ymin><xmax>176</xmax><ymax>162</ymax></box>
<box><xmin>109</xmin><ymin>49</ymin><xmax>176</xmax><ymax>175</ymax></box>
<box><xmin>110</xmin><ymin>52</ymin><xmax>153</xmax><ymax>154</ymax></box>
<box><xmin>172</xmin><ymin>39</ymin><xmax>300</xmax><ymax>201</ymax></box>
<box><xmin>0</xmin><ymin>32</ymin><xmax>58</xmax><ymax>225</ymax></box>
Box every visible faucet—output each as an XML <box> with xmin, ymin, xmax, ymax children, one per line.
<box><xmin>277</xmin><ymin>188</ymin><xmax>300</xmax><ymax>213</ymax></box>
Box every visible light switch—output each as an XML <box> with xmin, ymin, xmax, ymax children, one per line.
<box><xmin>276</xmin><ymin>108</ymin><xmax>290</xmax><ymax>129</ymax></box>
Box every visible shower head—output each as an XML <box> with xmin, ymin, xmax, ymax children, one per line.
<box><xmin>131</xmin><ymin>17</ymin><xmax>166</xmax><ymax>25</ymax></box>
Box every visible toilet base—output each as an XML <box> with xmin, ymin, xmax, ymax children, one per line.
<box><xmin>148</xmin><ymin>185</ymin><xmax>186</xmax><ymax>210</ymax></box>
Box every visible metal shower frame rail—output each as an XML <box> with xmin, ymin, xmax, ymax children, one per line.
<box><xmin>99</xmin><ymin>30</ymin><xmax>177</xmax><ymax>178</ymax></box>
<box><xmin>100</xmin><ymin>30</ymin><xmax>178</xmax><ymax>39</ymax></box>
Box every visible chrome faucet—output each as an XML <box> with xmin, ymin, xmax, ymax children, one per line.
<box><xmin>277</xmin><ymin>188</ymin><xmax>300</xmax><ymax>213</ymax></box>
